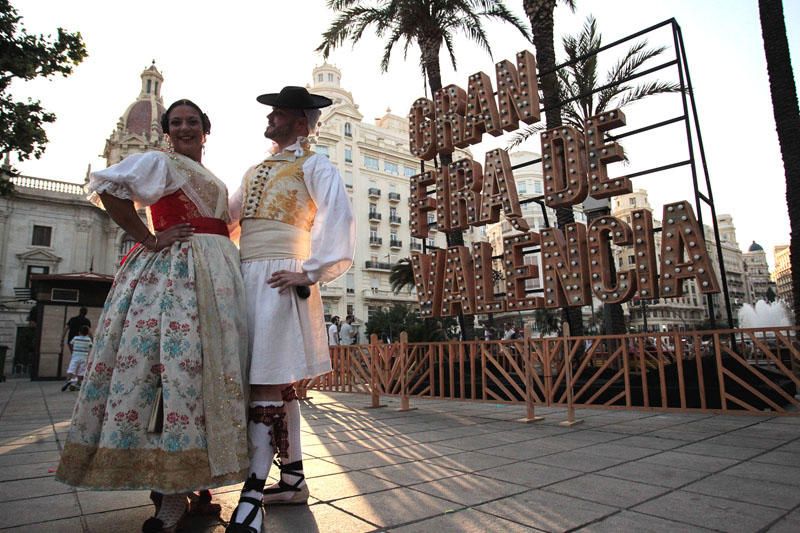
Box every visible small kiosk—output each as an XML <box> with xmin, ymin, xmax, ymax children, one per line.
<box><xmin>29</xmin><ymin>272</ymin><xmax>114</xmax><ymax>380</ymax></box>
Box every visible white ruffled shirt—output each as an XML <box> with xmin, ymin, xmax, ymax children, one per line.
<box><xmin>88</xmin><ymin>151</ymin><xmax>181</xmax><ymax>208</ymax></box>
<box><xmin>230</xmin><ymin>140</ymin><xmax>356</xmax><ymax>284</ymax></box>
<box><xmin>87</xmin><ymin>151</ymin><xmax>229</xmax><ymax>221</ymax></box>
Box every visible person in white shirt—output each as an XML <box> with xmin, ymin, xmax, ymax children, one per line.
<box><xmin>328</xmin><ymin>316</ymin><xmax>341</xmax><ymax>346</ymax></box>
<box><xmin>339</xmin><ymin>315</ymin><xmax>356</xmax><ymax>345</ymax></box>
<box><xmin>227</xmin><ymin>86</ymin><xmax>355</xmax><ymax>533</ymax></box>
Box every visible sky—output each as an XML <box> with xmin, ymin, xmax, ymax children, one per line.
<box><xmin>10</xmin><ymin>0</ymin><xmax>800</xmax><ymax>270</ymax></box>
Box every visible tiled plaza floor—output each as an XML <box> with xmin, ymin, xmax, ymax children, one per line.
<box><xmin>1</xmin><ymin>379</ymin><xmax>799</xmax><ymax>532</ymax></box>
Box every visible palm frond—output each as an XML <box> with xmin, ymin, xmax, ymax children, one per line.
<box><xmin>613</xmin><ymin>80</ymin><xmax>683</xmax><ymax>109</ymax></box>
<box><xmin>508</xmin><ymin>122</ymin><xmax>548</xmax><ymax>148</ymax></box>
<box><xmin>390</xmin><ymin>258</ymin><xmax>415</xmax><ymax>293</ymax></box>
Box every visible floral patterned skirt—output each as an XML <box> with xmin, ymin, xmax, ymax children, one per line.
<box><xmin>56</xmin><ymin>235</ymin><xmax>249</xmax><ymax>494</ymax></box>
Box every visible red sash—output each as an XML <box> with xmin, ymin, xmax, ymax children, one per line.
<box><xmin>120</xmin><ymin>190</ymin><xmax>229</xmax><ymax>265</ymax></box>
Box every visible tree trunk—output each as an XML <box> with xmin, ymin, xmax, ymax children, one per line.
<box><xmin>758</xmin><ymin>0</ymin><xmax>800</xmax><ymax>325</ymax></box>
<box><xmin>526</xmin><ymin>0</ymin><xmax>584</xmax><ymax>338</ymax></box>
<box><xmin>421</xmin><ymin>37</ymin><xmax>474</xmax><ymax>340</ymax></box>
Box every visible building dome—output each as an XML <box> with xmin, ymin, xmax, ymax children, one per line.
<box><xmin>748</xmin><ymin>241</ymin><xmax>764</xmax><ymax>252</ymax></box>
<box><xmin>121</xmin><ymin>62</ymin><xmax>165</xmax><ymax>136</ymax></box>
<box><xmin>103</xmin><ymin>61</ymin><xmax>169</xmax><ymax>165</ymax></box>
<box><xmin>124</xmin><ymin>100</ymin><xmax>165</xmax><ymax>136</ymax></box>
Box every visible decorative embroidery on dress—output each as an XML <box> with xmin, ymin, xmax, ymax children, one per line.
<box><xmin>167</xmin><ymin>154</ymin><xmax>230</xmax><ymax>222</ymax></box>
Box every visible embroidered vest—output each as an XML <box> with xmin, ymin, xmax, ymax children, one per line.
<box><xmin>240</xmin><ymin>151</ymin><xmax>317</xmax><ymax>232</ymax></box>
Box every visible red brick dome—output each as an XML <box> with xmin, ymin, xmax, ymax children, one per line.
<box><xmin>124</xmin><ymin>100</ymin><xmax>166</xmax><ymax>136</ymax></box>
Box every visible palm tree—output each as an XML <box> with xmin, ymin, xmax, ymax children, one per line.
<box><xmin>389</xmin><ymin>257</ymin><xmax>414</xmax><ymax>293</ymax></box>
<box><xmin>758</xmin><ymin>0</ymin><xmax>800</xmax><ymax>324</ymax></box>
<box><xmin>318</xmin><ymin>0</ymin><xmax>530</xmax><ymax>339</ymax></box>
<box><xmin>512</xmin><ymin>16</ymin><xmax>682</xmax><ymax>143</ymax></box>
<box><xmin>523</xmin><ymin>0</ymin><xmax>582</xmax><ymax>338</ymax></box>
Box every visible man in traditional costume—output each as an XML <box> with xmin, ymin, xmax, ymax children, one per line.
<box><xmin>226</xmin><ymin>87</ymin><xmax>355</xmax><ymax>533</ymax></box>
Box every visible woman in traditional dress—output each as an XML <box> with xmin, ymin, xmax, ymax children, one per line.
<box><xmin>56</xmin><ymin>100</ymin><xmax>249</xmax><ymax>533</ymax></box>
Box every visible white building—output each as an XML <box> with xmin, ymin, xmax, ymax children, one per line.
<box><xmin>743</xmin><ymin>241</ymin><xmax>772</xmax><ymax>303</ymax></box>
<box><xmin>310</xmin><ymin>63</ymin><xmax>474</xmax><ymax>339</ymax></box>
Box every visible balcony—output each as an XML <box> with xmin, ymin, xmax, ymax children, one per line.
<box><xmin>388</xmin><ymin>192</ymin><xmax>401</xmax><ymax>202</ymax></box>
<box><xmin>390</xmin><ymin>239</ymin><xmax>402</xmax><ymax>249</ymax></box>
<box><xmin>368</xmin><ymin>187</ymin><xmax>381</xmax><ymax>198</ymax></box>
<box><xmin>365</xmin><ymin>261</ymin><xmax>393</xmax><ymax>271</ymax></box>
<box><xmin>320</xmin><ymin>285</ymin><xmax>343</xmax><ymax>295</ymax></box>
<box><xmin>368</xmin><ymin>211</ymin><xmax>382</xmax><ymax>221</ymax></box>
<box><xmin>369</xmin><ymin>236</ymin><xmax>383</xmax><ymax>246</ymax></box>
<box><xmin>362</xmin><ymin>288</ymin><xmax>418</xmax><ymax>301</ymax></box>
<box><xmin>389</xmin><ymin>215</ymin><xmax>402</xmax><ymax>225</ymax></box>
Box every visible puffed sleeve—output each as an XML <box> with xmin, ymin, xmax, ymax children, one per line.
<box><xmin>87</xmin><ymin>152</ymin><xmax>182</xmax><ymax>208</ymax></box>
<box><xmin>302</xmin><ymin>154</ymin><xmax>356</xmax><ymax>284</ymax></box>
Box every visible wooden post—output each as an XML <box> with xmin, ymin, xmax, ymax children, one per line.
<box><xmin>521</xmin><ymin>326</ymin><xmax>544</xmax><ymax>423</ymax></box>
<box><xmin>559</xmin><ymin>321</ymin><xmax>583</xmax><ymax>427</ymax></box>
<box><xmin>366</xmin><ymin>334</ymin><xmax>386</xmax><ymax>409</ymax></box>
<box><xmin>398</xmin><ymin>331</ymin><xmax>417</xmax><ymax>412</ymax></box>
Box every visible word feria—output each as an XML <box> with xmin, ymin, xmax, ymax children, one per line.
<box><xmin>405</xmin><ymin>50</ymin><xmax>720</xmax><ymax>318</ymax></box>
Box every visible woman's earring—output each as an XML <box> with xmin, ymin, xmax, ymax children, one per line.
<box><xmin>166</xmin><ymin>136</ymin><xmax>174</xmax><ymax>153</ymax></box>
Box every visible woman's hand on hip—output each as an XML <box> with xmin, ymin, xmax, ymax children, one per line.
<box><xmin>268</xmin><ymin>270</ymin><xmax>312</xmax><ymax>294</ymax></box>
<box><xmin>150</xmin><ymin>223</ymin><xmax>194</xmax><ymax>251</ymax></box>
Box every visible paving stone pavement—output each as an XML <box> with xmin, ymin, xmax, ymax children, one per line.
<box><xmin>1</xmin><ymin>379</ymin><xmax>799</xmax><ymax>532</ymax></box>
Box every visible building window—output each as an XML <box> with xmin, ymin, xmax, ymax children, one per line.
<box><xmin>318</xmin><ymin>73</ymin><xmax>323</xmax><ymax>82</ymax></box>
<box><xmin>315</xmin><ymin>145</ymin><xmax>330</xmax><ymax>158</ymax></box>
<box><xmin>347</xmin><ymin>303</ymin><xmax>354</xmax><ymax>316</ymax></box>
<box><xmin>343</xmin><ymin>171</ymin><xmax>353</xmax><ymax>187</ymax></box>
<box><xmin>384</xmin><ymin>161</ymin><xmax>398</xmax><ymax>175</ymax></box>
<box><xmin>427</xmin><ymin>238</ymin><xmax>435</xmax><ymax>248</ymax></box>
<box><xmin>328</xmin><ymin>73</ymin><xmax>333</xmax><ymax>82</ymax></box>
<box><xmin>517</xmin><ymin>181</ymin><xmax>527</xmax><ymax>194</ymax></box>
<box><xmin>344</xmin><ymin>122</ymin><xmax>352</xmax><ymax>137</ymax></box>
<box><xmin>534</xmin><ymin>181</ymin><xmax>543</xmax><ymax>194</ymax></box>
<box><xmin>146</xmin><ymin>79</ymin><xmax>151</xmax><ymax>94</ymax></box>
<box><xmin>629</xmin><ymin>198</ymin><xmax>636</xmax><ymax>206</ymax></box>
<box><xmin>367</xmin><ymin>305</ymin><xmax>380</xmax><ymax>320</ymax></box>
<box><xmin>346</xmin><ymin>273</ymin><xmax>355</xmax><ymax>294</ymax></box>
<box><xmin>344</xmin><ymin>147</ymin><xmax>352</xmax><ymax>163</ymax></box>
<box><xmin>26</xmin><ymin>265</ymin><xmax>49</xmax><ymax>287</ymax></box>
<box><xmin>364</xmin><ymin>155</ymin><xmax>379</xmax><ymax>170</ymax></box>
<box><xmin>32</xmin><ymin>225</ymin><xmax>52</xmax><ymax>247</ymax></box>
<box><xmin>369</xmin><ymin>228</ymin><xmax>379</xmax><ymax>240</ymax></box>
<box><xmin>404</xmin><ymin>166</ymin><xmax>417</xmax><ymax>177</ymax></box>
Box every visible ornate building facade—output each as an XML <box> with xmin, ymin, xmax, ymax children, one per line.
<box><xmin>773</xmin><ymin>244</ymin><xmax>792</xmax><ymax>305</ymax></box>
<box><xmin>0</xmin><ymin>63</ymin><xmax>169</xmax><ymax>375</ymax></box>
<box><xmin>743</xmin><ymin>241</ymin><xmax>772</xmax><ymax>303</ymax></box>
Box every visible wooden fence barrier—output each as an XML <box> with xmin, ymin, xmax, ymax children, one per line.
<box><xmin>305</xmin><ymin>326</ymin><xmax>800</xmax><ymax>416</ymax></box>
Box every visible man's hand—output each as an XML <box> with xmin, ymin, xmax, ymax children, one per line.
<box><xmin>268</xmin><ymin>270</ymin><xmax>312</xmax><ymax>294</ymax></box>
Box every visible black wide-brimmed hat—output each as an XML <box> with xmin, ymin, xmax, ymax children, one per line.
<box><xmin>256</xmin><ymin>86</ymin><xmax>332</xmax><ymax>109</ymax></box>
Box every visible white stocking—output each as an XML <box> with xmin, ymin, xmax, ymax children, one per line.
<box><xmin>232</xmin><ymin>400</ymin><xmax>283</xmax><ymax>530</ymax></box>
